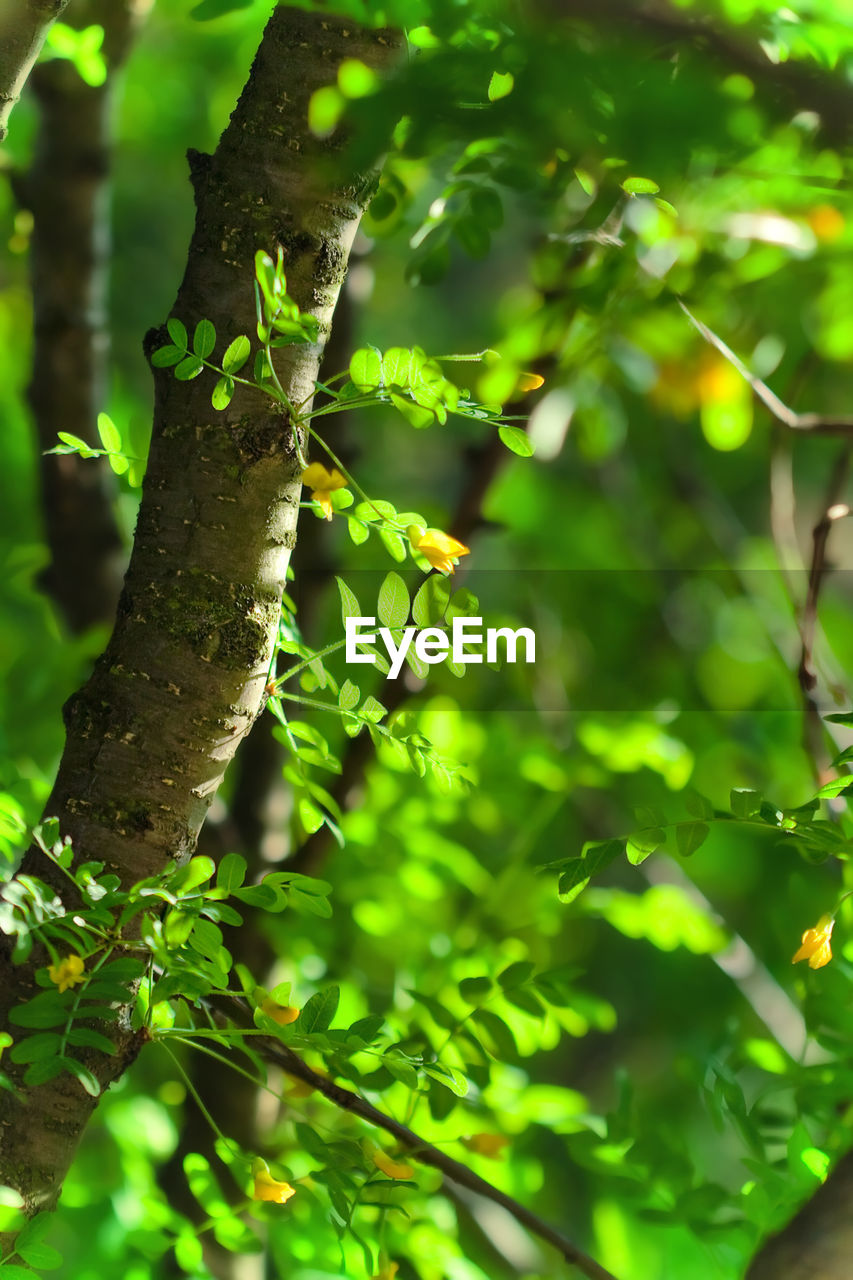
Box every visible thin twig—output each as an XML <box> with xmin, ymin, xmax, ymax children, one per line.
<box><xmin>678</xmin><ymin>301</ymin><xmax>853</xmax><ymax>437</ymax></box>
<box><xmin>208</xmin><ymin>996</ymin><xmax>621</xmax><ymax>1280</ymax></box>
<box><xmin>798</xmin><ymin>449</ymin><xmax>852</xmax><ymax>695</ymax></box>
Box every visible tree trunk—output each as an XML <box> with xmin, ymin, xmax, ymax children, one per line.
<box><xmin>0</xmin><ymin>3</ymin><xmax>397</xmax><ymax>1218</ymax></box>
<box><xmin>746</xmin><ymin>1151</ymin><xmax>853</xmax><ymax>1279</ymax></box>
<box><xmin>17</xmin><ymin>0</ymin><xmax>150</xmax><ymax>632</ymax></box>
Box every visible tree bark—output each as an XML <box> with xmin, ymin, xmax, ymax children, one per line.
<box><xmin>0</xmin><ymin>3</ymin><xmax>398</xmax><ymax>1218</ymax></box>
<box><xmin>0</xmin><ymin>0</ymin><xmax>69</xmax><ymax>141</ymax></box>
<box><xmin>17</xmin><ymin>0</ymin><xmax>150</xmax><ymax>632</ymax></box>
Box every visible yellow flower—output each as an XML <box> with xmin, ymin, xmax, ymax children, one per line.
<box><xmin>371</xmin><ymin>1263</ymin><xmax>399</xmax><ymax>1280</ymax></box>
<box><xmin>460</xmin><ymin>1133</ymin><xmax>510</xmax><ymax>1159</ymax></box>
<box><xmin>260</xmin><ymin>997</ymin><xmax>300</xmax><ymax>1026</ymax></box>
<box><xmin>515</xmin><ymin>371</ymin><xmax>545</xmax><ymax>393</ymax></box>
<box><xmin>407</xmin><ymin>525</ymin><xmax>470</xmax><ymax>575</ymax></box>
<box><xmin>251</xmin><ymin>1158</ymin><xmax>296</xmax><ymax>1204</ymax></box>
<box><xmin>47</xmin><ymin>954</ymin><xmax>85</xmax><ymax>993</ymax></box>
<box><xmin>792</xmin><ymin>913</ymin><xmax>834</xmax><ymax>970</ymax></box>
<box><xmin>371</xmin><ymin>1148</ymin><xmax>415</xmax><ymax>1180</ymax></box>
<box><xmin>301</xmin><ymin>462</ymin><xmax>348</xmax><ymax>520</ymax></box>
<box><xmin>806</xmin><ymin>204</ymin><xmax>844</xmax><ymax>243</ymax></box>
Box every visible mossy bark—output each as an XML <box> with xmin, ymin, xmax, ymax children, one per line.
<box><xmin>0</xmin><ymin>4</ymin><xmax>397</xmax><ymax>1218</ymax></box>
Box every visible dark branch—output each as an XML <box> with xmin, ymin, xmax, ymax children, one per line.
<box><xmin>210</xmin><ymin>996</ymin><xmax>622</xmax><ymax>1280</ymax></box>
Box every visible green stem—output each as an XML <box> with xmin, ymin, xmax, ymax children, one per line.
<box><xmin>158</xmin><ymin>1039</ymin><xmax>243</xmax><ymax>1161</ymax></box>
<box><xmin>268</xmin><ymin>636</ymin><xmax>350</xmax><ymax>691</ymax></box>
<box><xmin>166</xmin><ymin>1032</ymin><xmax>283</xmax><ymax>1102</ymax></box>
<box><xmin>57</xmin><ymin>946</ymin><xmax>115</xmax><ymax>1058</ymax></box>
<box><xmin>305</xmin><ymin>423</ymin><xmax>397</xmax><ymax>529</ymax></box>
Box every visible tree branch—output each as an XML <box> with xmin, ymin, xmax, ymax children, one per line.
<box><xmin>679</xmin><ymin>300</ymin><xmax>853</xmax><ymax>437</ymax></box>
<box><xmin>0</xmin><ymin>0</ymin><xmax>69</xmax><ymax>141</ymax></box>
<box><xmin>798</xmin><ymin>450</ymin><xmax>851</xmax><ymax>695</ymax></box>
<box><xmin>209</xmin><ymin>997</ymin><xmax>622</xmax><ymax>1280</ymax></box>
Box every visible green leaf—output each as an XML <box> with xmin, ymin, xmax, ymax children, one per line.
<box><xmin>55</xmin><ymin>432</ymin><xmax>100</xmax><ymax>458</ymax></box>
<box><xmin>685</xmin><ymin>791</ymin><xmax>714</xmax><ymax>819</ymax></box>
<box><xmin>107</xmin><ymin>451</ymin><xmax>129</xmax><ymax>477</ymax></box>
<box><xmin>336</xmin><ymin>576</ymin><xmax>362</xmax><ymax>624</ymax></box>
<box><xmin>379</xmin><ymin>527</ymin><xmax>407</xmax><ymax>562</ymax></box>
<box><xmin>8</xmin><ymin>993</ymin><xmax>67</xmax><ymax>1029</ymax></box>
<box><xmin>63</xmin><ymin>1056</ymin><xmax>101</xmax><ymax>1097</ymax></box>
<box><xmin>360</xmin><ymin>696</ymin><xmax>387</xmax><ymax>724</ymax></box>
<box><xmin>166</xmin><ymin>318</ymin><xmax>188</xmax><ymax>348</ymax></box>
<box><xmin>66</xmin><ymin>1027</ymin><xmax>115</xmax><ymax>1054</ymax></box>
<box><xmin>424</xmin><ymin>1062</ymin><xmax>468</xmax><ymax>1096</ymax></box>
<box><xmin>297</xmin><ymin>986</ymin><xmax>339</xmax><ymax>1033</ymax></box>
<box><xmin>22</xmin><ymin>1057</ymin><xmax>64</xmax><ymax>1086</ymax></box>
<box><xmin>339</xmin><ymin>680</ymin><xmax>360</xmax><ymax>712</ymax></box>
<box><xmin>676</xmin><ymin>822</ymin><xmax>710</xmax><ymax>857</ymax></box>
<box><xmin>626</xmin><ymin>827</ymin><xmax>665</xmax><ymax>866</ymax></box>
<box><xmin>349</xmin><ymin>346</ymin><xmax>383</xmax><ymax>391</ymax></box>
<box><xmin>377</xmin><ymin>572</ymin><xmax>410</xmax><ymax>630</ymax></box>
<box><xmin>347</xmin><ymin>517</ymin><xmax>369</xmax><ymax>545</ymax></box>
<box><xmin>174</xmin><ymin>356</ymin><xmax>204</xmax><ymax>381</ymax></box>
<box><xmin>171</xmin><ymin>856</ymin><xmax>215</xmax><ymax>892</ymax></box>
<box><xmin>9</xmin><ymin>1033</ymin><xmax>61</xmax><ymax>1064</ymax></box>
<box><xmin>459</xmin><ymin>977</ymin><xmax>492</xmax><ymax>1004</ymax></box>
<box><xmin>174</xmin><ymin>1233</ymin><xmax>204</xmax><ymax>1271</ymax></box>
<box><xmin>412</xmin><ymin>578</ymin><xmax>449</xmax><ymax>627</ymax></box>
<box><xmin>193</xmin><ymin>319</ymin><xmax>216</xmax><ymax>359</ymax></box>
<box><xmin>621</xmin><ymin>176</ymin><xmax>660</xmax><ymax>196</ymax></box>
<box><xmin>816</xmin><ymin>777</ymin><xmax>853</xmax><ymax>799</ymax></box>
<box><xmin>96</xmin><ymin>413</ymin><xmax>121</xmax><ymax>453</ymax></box>
<box><xmin>298</xmin><ymin>796</ymin><xmax>324</xmax><ymax>834</ymax></box>
<box><xmin>488</xmin><ymin>71</ymin><xmax>514</xmax><ymax>101</ymax></box>
<box><xmin>455</xmin><ymin>215</ymin><xmax>491</xmax><ymax>259</ymax></box>
<box><xmin>234</xmin><ymin>881</ymin><xmax>284</xmax><ymax>911</ymax></box>
<box><xmin>211</xmin><ymin>376</ymin><xmax>234</xmax><ymax>410</ymax></box>
<box><xmin>15</xmin><ymin>1216</ymin><xmax>61</xmax><ymax>1271</ymax></box>
<box><xmin>498</xmin><ymin>425</ymin><xmax>534</xmax><ymax>456</ymax></box>
<box><xmin>406</xmin><ymin>989</ymin><xmax>456</xmax><ymax>1030</ymax></box>
<box><xmin>390</xmin><ymin>392</ymin><xmax>435</xmax><ymax>429</ymax></box>
<box><xmin>557</xmin><ymin>839</ymin><xmax>623</xmax><ymax>904</ymax></box>
<box><xmin>730</xmin><ymin>788</ymin><xmax>762</xmax><ymax>818</ymax></box>
<box><xmin>222</xmin><ymin>335</ymin><xmax>251</xmax><ymax>374</ymax></box>
<box><xmin>288</xmin><ymin>886</ymin><xmax>333</xmax><ymax>918</ymax></box>
<box><xmin>498</xmin><ymin>961</ymin><xmax>535</xmax><ymax>989</ymax></box>
<box><xmin>217</xmin><ymin>852</ymin><xmax>247</xmax><ymax>893</ymax></box>
<box><xmin>381</xmin><ymin>347</ymin><xmax>414</xmax><ymax>387</ymax></box>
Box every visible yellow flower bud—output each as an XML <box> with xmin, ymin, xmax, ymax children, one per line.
<box><xmin>792</xmin><ymin>913</ymin><xmax>834</xmax><ymax>970</ymax></box>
